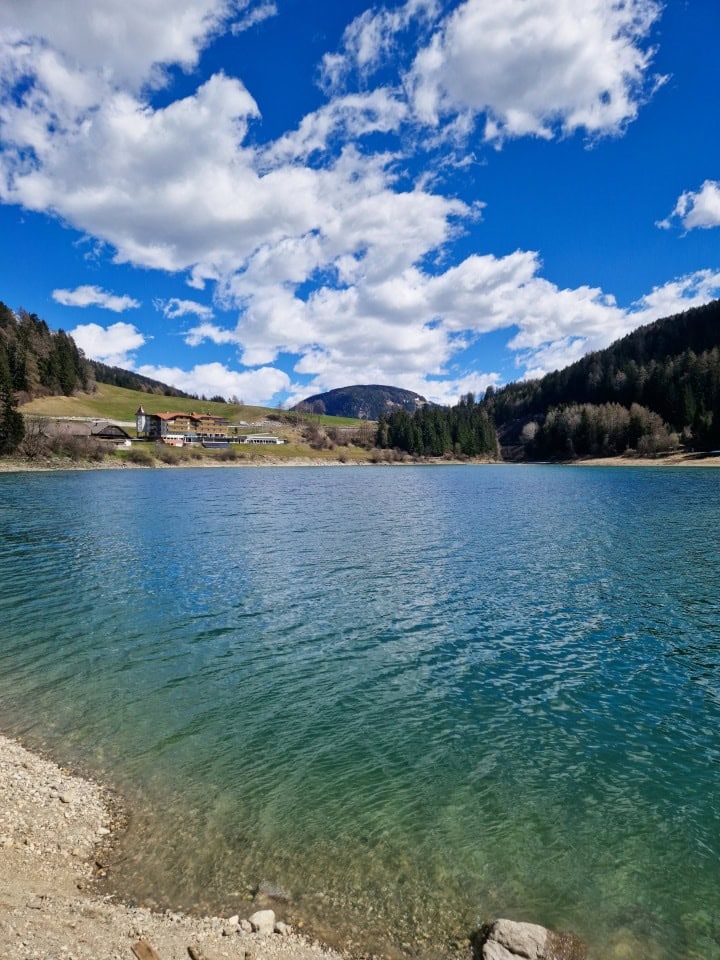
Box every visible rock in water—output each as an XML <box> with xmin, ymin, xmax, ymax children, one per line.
<box><xmin>479</xmin><ymin>919</ymin><xmax>587</xmax><ymax>960</ymax></box>
<box><xmin>248</xmin><ymin>910</ymin><xmax>275</xmax><ymax>935</ymax></box>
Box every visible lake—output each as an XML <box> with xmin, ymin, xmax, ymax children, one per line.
<box><xmin>0</xmin><ymin>465</ymin><xmax>718</xmax><ymax>959</ymax></box>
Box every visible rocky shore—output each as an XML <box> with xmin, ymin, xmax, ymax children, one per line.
<box><xmin>0</xmin><ymin>733</ymin><xmax>594</xmax><ymax>960</ymax></box>
<box><xmin>0</xmin><ymin>733</ymin><xmax>345</xmax><ymax>960</ymax></box>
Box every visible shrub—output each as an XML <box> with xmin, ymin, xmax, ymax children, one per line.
<box><xmin>217</xmin><ymin>447</ymin><xmax>239</xmax><ymax>461</ymax></box>
<box><xmin>155</xmin><ymin>445</ymin><xmax>190</xmax><ymax>464</ymax></box>
<box><xmin>126</xmin><ymin>446</ymin><xmax>154</xmax><ymax>465</ymax></box>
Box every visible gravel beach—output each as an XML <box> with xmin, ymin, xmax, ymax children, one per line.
<box><xmin>0</xmin><ymin>733</ymin><xmax>345</xmax><ymax>960</ymax></box>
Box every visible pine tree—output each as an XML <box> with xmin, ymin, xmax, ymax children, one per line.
<box><xmin>0</xmin><ymin>342</ymin><xmax>24</xmax><ymax>455</ymax></box>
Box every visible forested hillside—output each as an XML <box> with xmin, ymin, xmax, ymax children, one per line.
<box><xmin>0</xmin><ymin>302</ymin><xmax>92</xmax><ymax>452</ymax></box>
<box><xmin>484</xmin><ymin>299</ymin><xmax>720</xmax><ymax>458</ymax></box>
<box><xmin>88</xmin><ymin>360</ymin><xmax>192</xmax><ymax>398</ymax></box>
<box><xmin>0</xmin><ymin>302</ymin><xmax>89</xmax><ymax>400</ymax></box>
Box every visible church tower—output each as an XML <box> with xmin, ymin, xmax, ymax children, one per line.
<box><xmin>136</xmin><ymin>406</ymin><xmax>148</xmax><ymax>437</ymax></box>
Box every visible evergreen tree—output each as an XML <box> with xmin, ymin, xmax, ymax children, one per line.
<box><xmin>0</xmin><ymin>342</ymin><xmax>24</xmax><ymax>454</ymax></box>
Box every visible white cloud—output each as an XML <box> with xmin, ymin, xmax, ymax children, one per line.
<box><xmin>3</xmin><ymin>0</ymin><xmax>712</xmax><ymax>406</ymax></box>
<box><xmin>266</xmin><ymin>89</ymin><xmax>408</xmax><ymax>163</ymax></box>
<box><xmin>52</xmin><ymin>285</ymin><xmax>140</xmax><ymax>312</ymax></box>
<box><xmin>0</xmin><ymin>0</ymin><xmax>249</xmax><ymax>91</ymax></box>
<box><xmin>515</xmin><ymin>269</ymin><xmax>720</xmax><ymax>378</ymax></box>
<box><xmin>155</xmin><ymin>297</ymin><xmax>214</xmax><ymax>320</ymax></box>
<box><xmin>660</xmin><ymin>180</ymin><xmax>720</xmax><ymax>231</ymax></box>
<box><xmin>135</xmin><ymin>361</ymin><xmax>290</xmax><ymax>403</ymax></box>
<box><xmin>320</xmin><ymin>0</ymin><xmax>439</xmax><ymax>91</ymax></box>
<box><xmin>184</xmin><ymin>322</ymin><xmax>240</xmax><ymax>347</ymax></box>
<box><xmin>407</xmin><ymin>0</ymin><xmax>663</xmax><ymax>141</ymax></box>
<box><xmin>231</xmin><ymin>2</ymin><xmax>277</xmax><ymax>34</ymax></box>
<box><xmin>69</xmin><ymin>321</ymin><xmax>148</xmax><ymax>366</ymax></box>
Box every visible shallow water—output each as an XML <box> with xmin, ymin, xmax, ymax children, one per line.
<box><xmin>0</xmin><ymin>465</ymin><xmax>719</xmax><ymax>958</ymax></box>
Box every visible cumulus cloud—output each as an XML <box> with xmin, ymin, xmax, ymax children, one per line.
<box><xmin>184</xmin><ymin>322</ymin><xmax>240</xmax><ymax>347</ymax></box>
<box><xmin>0</xmin><ymin>0</ymin><xmax>258</xmax><ymax>91</ymax></box>
<box><xmin>0</xmin><ymin>73</ymin><xmax>262</xmax><ymax>272</ymax></box>
<box><xmin>53</xmin><ymin>285</ymin><xmax>141</xmax><ymax>312</ymax></box>
<box><xmin>659</xmin><ymin>180</ymin><xmax>720</xmax><ymax>231</ymax></box>
<box><xmin>69</xmin><ymin>321</ymin><xmax>148</xmax><ymax>366</ymax></box>
<box><xmin>407</xmin><ymin>0</ymin><xmax>663</xmax><ymax>141</ymax></box>
<box><xmin>135</xmin><ymin>361</ymin><xmax>290</xmax><ymax>403</ymax></box>
<box><xmin>155</xmin><ymin>298</ymin><xmax>214</xmax><ymax>320</ymax></box>
<box><xmin>3</xmin><ymin>0</ymin><xmax>709</xmax><ymax>407</ymax></box>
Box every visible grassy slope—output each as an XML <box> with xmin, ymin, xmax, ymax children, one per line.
<box><xmin>20</xmin><ymin>383</ymin><xmax>363</xmax><ymax>427</ymax></box>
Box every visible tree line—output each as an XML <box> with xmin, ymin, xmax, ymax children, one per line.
<box><xmin>525</xmin><ymin>402</ymin><xmax>679</xmax><ymax>460</ymax></box>
<box><xmin>375</xmin><ymin>393</ymin><xmax>497</xmax><ymax>458</ymax></box>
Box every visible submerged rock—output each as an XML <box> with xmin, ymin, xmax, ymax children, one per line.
<box><xmin>256</xmin><ymin>880</ymin><xmax>292</xmax><ymax>903</ymax></box>
<box><xmin>478</xmin><ymin>918</ymin><xmax>587</xmax><ymax>960</ymax></box>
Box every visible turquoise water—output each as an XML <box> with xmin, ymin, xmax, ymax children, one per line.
<box><xmin>0</xmin><ymin>466</ymin><xmax>719</xmax><ymax>958</ymax></box>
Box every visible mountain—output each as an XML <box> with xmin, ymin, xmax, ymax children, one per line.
<box><xmin>296</xmin><ymin>384</ymin><xmax>430</xmax><ymax>420</ymax></box>
<box><xmin>484</xmin><ymin>298</ymin><xmax>720</xmax><ymax>459</ymax></box>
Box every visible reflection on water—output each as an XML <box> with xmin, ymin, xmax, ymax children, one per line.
<box><xmin>0</xmin><ymin>466</ymin><xmax>719</xmax><ymax>959</ymax></box>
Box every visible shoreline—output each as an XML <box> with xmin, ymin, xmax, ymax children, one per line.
<box><xmin>0</xmin><ymin>731</ymin><xmax>348</xmax><ymax>960</ymax></box>
<box><xmin>1</xmin><ymin>451</ymin><xmax>720</xmax><ymax>473</ymax></box>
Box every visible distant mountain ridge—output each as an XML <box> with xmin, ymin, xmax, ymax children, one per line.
<box><xmin>296</xmin><ymin>384</ymin><xmax>430</xmax><ymax>420</ymax></box>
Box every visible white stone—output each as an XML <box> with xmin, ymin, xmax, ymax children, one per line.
<box><xmin>248</xmin><ymin>910</ymin><xmax>275</xmax><ymax>935</ymax></box>
<box><xmin>275</xmin><ymin>922</ymin><xmax>291</xmax><ymax>937</ymax></box>
<box><xmin>486</xmin><ymin>919</ymin><xmax>547</xmax><ymax>959</ymax></box>
<box><xmin>227</xmin><ymin>915</ymin><xmax>240</xmax><ymax>925</ymax></box>
<box><xmin>483</xmin><ymin>943</ymin><xmax>517</xmax><ymax>960</ymax></box>
<box><xmin>239</xmin><ymin>919</ymin><xmax>253</xmax><ymax>933</ymax></box>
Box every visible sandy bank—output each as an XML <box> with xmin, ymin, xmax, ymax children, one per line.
<box><xmin>0</xmin><ymin>733</ymin><xmax>344</xmax><ymax>960</ymax></box>
<box><xmin>563</xmin><ymin>451</ymin><xmax>720</xmax><ymax>467</ymax></box>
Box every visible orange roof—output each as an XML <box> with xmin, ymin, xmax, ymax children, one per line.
<box><xmin>149</xmin><ymin>411</ymin><xmax>229</xmax><ymax>423</ymax></box>
<box><xmin>191</xmin><ymin>411</ymin><xmax>228</xmax><ymax>421</ymax></box>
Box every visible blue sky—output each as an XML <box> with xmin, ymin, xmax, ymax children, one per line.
<box><xmin>1</xmin><ymin>0</ymin><xmax>720</xmax><ymax>405</ymax></box>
